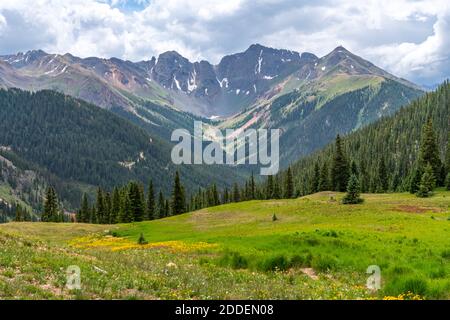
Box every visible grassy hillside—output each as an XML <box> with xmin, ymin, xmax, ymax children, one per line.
<box><xmin>0</xmin><ymin>191</ymin><xmax>449</xmax><ymax>299</ymax></box>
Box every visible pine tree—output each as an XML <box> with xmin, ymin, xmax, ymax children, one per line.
<box><xmin>104</xmin><ymin>192</ymin><xmax>112</xmax><ymax>224</ymax></box>
<box><xmin>342</xmin><ymin>174</ymin><xmax>363</xmax><ymax>204</ymax></box>
<box><xmin>273</xmin><ymin>177</ymin><xmax>281</xmax><ymax>199</ymax></box>
<box><xmin>232</xmin><ymin>183</ymin><xmax>240</xmax><ymax>202</ymax></box>
<box><xmin>172</xmin><ymin>171</ymin><xmax>185</xmax><ymax>215</ymax></box>
<box><xmin>165</xmin><ymin>200</ymin><xmax>170</xmax><ymax>217</ymax></box>
<box><xmin>331</xmin><ymin>135</ymin><xmax>349</xmax><ymax>192</ymax></box>
<box><xmin>266</xmin><ymin>175</ymin><xmax>274</xmax><ymax>199</ymax></box>
<box><xmin>409</xmin><ymin>167</ymin><xmax>422</xmax><ymax>194</ymax></box>
<box><xmin>223</xmin><ymin>187</ymin><xmax>230</xmax><ymax>204</ymax></box>
<box><xmin>129</xmin><ymin>182</ymin><xmax>145</xmax><ymax>222</ymax></box>
<box><xmin>122</xmin><ymin>192</ymin><xmax>133</xmax><ymax>222</ymax></box>
<box><xmin>418</xmin><ymin>118</ymin><xmax>442</xmax><ymax>185</ymax></box>
<box><xmin>42</xmin><ymin>187</ymin><xmax>59</xmax><ymax>222</ymax></box>
<box><xmin>417</xmin><ymin>164</ymin><xmax>436</xmax><ymax>198</ymax></box>
<box><xmin>377</xmin><ymin>158</ymin><xmax>389</xmax><ymax>192</ymax></box>
<box><xmin>249</xmin><ymin>173</ymin><xmax>256</xmax><ymax>200</ymax></box>
<box><xmin>111</xmin><ymin>187</ymin><xmax>121</xmax><ymax>224</ymax></box>
<box><xmin>158</xmin><ymin>190</ymin><xmax>165</xmax><ymax>218</ymax></box>
<box><xmin>95</xmin><ymin>188</ymin><xmax>105</xmax><ymax>224</ymax></box>
<box><xmin>318</xmin><ymin>162</ymin><xmax>330</xmax><ymax>191</ymax></box>
<box><xmin>147</xmin><ymin>180</ymin><xmax>155</xmax><ymax>220</ymax></box>
<box><xmin>284</xmin><ymin>167</ymin><xmax>294</xmax><ymax>198</ymax></box>
<box><xmin>359</xmin><ymin>158</ymin><xmax>369</xmax><ymax>193</ymax></box>
<box><xmin>78</xmin><ymin>193</ymin><xmax>89</xmax><ymax>223</ymax></box>
<box><xmin>311</xmin><ymin>162</ymin><xmax>320</xmax><ymax>193</ymax></box>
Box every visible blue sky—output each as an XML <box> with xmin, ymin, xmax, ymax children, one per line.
<box><xmin>0</xmin><ymin>0</ymin><xmax>449</xmax><ymax>86</ymax></box>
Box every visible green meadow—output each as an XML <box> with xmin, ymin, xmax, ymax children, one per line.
<box><xmin>0</xmin><ymin>190</ymin><xmax>449</xmax><ymax>300</ymax></box>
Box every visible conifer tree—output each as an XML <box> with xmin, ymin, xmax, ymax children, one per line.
<box><xmin>284</xmin><ymin>167</ymin><xmax>294</xmax><ymax>198</ymax></box>
<box><xmin>311</xmin><ymin>162</ymin><xmax>320</xmax><ymax>193</ymax></box>
<box><xmin>104</xmin><ymin>192</ymin><xmax>112</xmax><ymax>224</ymax></box>
<box><xmin>165</xmin><ymin>200</ymin><xmax>170</xmax><ymax>217</ymax></box>
<box><xmin>223</xmin><ymin>187</ymin><xmax>230</xmax><ymax>204</ymax></box>
<box><xmin>172</xmin><ymin>171</ymin><xmax>185</xmax><ymax>215</ymax></box>
<box><xmin>273</xmin><ymin>177</ymin><xmax>281</xmax><ymax>199</ymax></box>
<box><xmin>111</xmin><ymin>187</ymin><xmax>121</xmax><ymax>224</ymax></box>
<box><xmin>417</xmin><ymin>164</ymin><xmax>436</xmax><ymax>198</ymax></box>
<box><xmin>318</xmin><ymin>162</ymin><xmax>330</xmax><ymax>191</ymax></box>
<box><xmin>266</xmin><ymin>175</ymin><xmax>274</xmax><ymax>199</ymax></box>
<box><xmin>418</xmin><ymin>118</ymin><xmax>442</xmax><ymax>185</ymax></box>
<box><xmin>409</xmin><ymin>167</ymin><xmax>422</xmax><ymax>194</ymax></box>
<box><xmin>158</xmin><ymin>190</ymin><xmax>165</xmax><ymax>218</ymax></box>
<box><xmin>128</xmin><ymin>182</ymin><xmax>145</xmax><ymax>222</ymax></box>
<box><xmin>249</xmin><ymin>172</ymin><xmax>256</xmax><ymax>200</ymax></box>
<box><xmin>78</xmin><ymin>193</ymin><xmax>89</xmax><ymax>223</ymax></box>
<box><xmin>331</xmin><ymin>135</ymin><xmax>349</xmax><ymax>192</ymax></box>
<box><xmin>232</xmin><ymin>183</ymin><xmax>240</xmax><ymax>202</ymax></box>
<box><xmin>147</xmin><ymin>180</ymin><xmax>155</xmax><ymax>220</ymax></box>
<box><xmin>342</xmin><ymin>174</ymin><xmax>363</xmax><ymax>204</ymax></box>
<box><xmin>377</xmin><ymin>158</ymin><xmax>389</xmax><ymax>192</ymax></box>
<box><xmin>42</xmin><ymin>187</ymin><xmax>59</xmax><ymax>222</ymax></box>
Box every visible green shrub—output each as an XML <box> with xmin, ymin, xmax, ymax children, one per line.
<box><xmin>219</xmin><ymin>251</ymin><xmax>248</xmax><ymax>269</ymax></box>
<box><xmin>259</xmin><ymin>254</ymin><xmax>291</xmax><ymax>272</ymax></box>
<box><xmin>290</xmin><ymin>254</ymin><xmax>306</xmax><ymax>267</ymax></box>
<box><xmin>311</xmin><ymin>255</ymin><xmax>338</xmax><ymax>272</ymax></box>
<box><xmin>401</xmin><ymin>278</ymin><xmax>428</xmax><ymax>296</ymax></box>
<box><xmin>385</xmin><ymin>276</ymin><xmax>428</xmax><ymax>297</ymax></box>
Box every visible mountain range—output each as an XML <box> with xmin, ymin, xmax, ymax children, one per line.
<box><xmin>0</xmin><ymin>44</ymin><xmax>426</xmax><ymax>209</ymax></box>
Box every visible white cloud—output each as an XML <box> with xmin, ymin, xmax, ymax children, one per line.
<box><xmin>0</xmin><ymin>0</ymin><xmax>448</xmax><ymax>85</ymax></box>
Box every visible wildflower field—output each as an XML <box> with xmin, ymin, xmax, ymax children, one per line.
<box><xmin>0</xmin><ymin>190</ymin><xmax>449</xmax><ymax>299</ymax></box>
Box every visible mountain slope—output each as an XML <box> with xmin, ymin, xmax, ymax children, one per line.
<box><xmin>221</xmin><ymin>47</ymin><xmax>424</xmax><ymax>164</ymax></box>
<box><xmin>285</xmin><ymin>81</ymin><xmax>449</xmax><ymax>195</ymax></box>
<box><xmin>0</xmin><ymin>88</ymin><xmax>247</xmax><ymax>208</ymax></box>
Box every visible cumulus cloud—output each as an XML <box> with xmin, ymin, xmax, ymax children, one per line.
<box><xmin>0</xmin><ymin>0</ymin><xmax>448</xmax><ymax>85</ymax></box>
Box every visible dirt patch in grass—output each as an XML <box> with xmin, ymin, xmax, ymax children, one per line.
<box><xmin>300</xmin><ymin>268</ymin><xmax>319</xmax><ymax>280</ymax></box>
<box><xmin>394</xmin><ymin>205</ymin><xmax>443</xmax><ymax>214</ymax></box>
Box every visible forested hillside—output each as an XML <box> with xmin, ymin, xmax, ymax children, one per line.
<box><xmin>0</xmin><ymin>89</ymin><xmax>246</xmax><ymax>209</ymax></box>
<box><xmin>288</xmin><ymin>81</ymin><xmax>449</xmax><ymax>195</ymax></box>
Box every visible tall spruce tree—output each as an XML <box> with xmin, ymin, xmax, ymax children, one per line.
<box><xmin>111</xmin><ymin>187</ymin><xmax>121</xmax><ymax>224</ymax></box>
<box><xmin>172</xmin><ymin>171</ymin><xmax>185</xmax><ymax>215</ymax></box>
<box><xmin>42</xmin><ymin>187</ymin><xmax>59</xmax><ymax>222</ymax></box>
<box><xmin>158</xmin><ymin>190</ymin><xmax>165</xmax><ymax>218</ymax></box>
<box><xmin>377</xmin><ymin>158</ymin><xmax>389</xmax><ymax>192</ymax></box>
<box><xmin>318</xmin><ymin>162</ymin><xmax>330</xmax><ymax>191</ymax></box>
<box><xmin>311</xmin><ymin>162</ymin><xmax>320</xmax><ymax>193</ymax></box>
<box><xmin>342</xmin><ymin>174</ymin><xmax>363</xmax><ymax>204</ymax></box>
<box><xmin>78</xmin><ymin>193</ymin><xmax>89</xmax><ymax>223</ymax></box>
<box><xmin>284</xmin><ymin>167</ymin><xmax>294</xmax><ymax>198</ymax></box>
<box><xmin>232</xmin><ymin>183</ymin><xmax>240</xmax><ymax>202</ymax></box>
<box><xmin>331</xmin><ymin>135</ymin><xmax>350</xmax><ymax>192</ymax></box>
<box><xmin>418</xmin><ymin>118</ymin><xmax>442</xmax><ymax>185</ymax></box>
<box><xmin>417</xmin><ymin>164</ymin><xmax>436</xmax><ymax>198</ymax></box>
<box><xmin>273</xmin><ymin>177</ymin><xmax>281</xmax><ymax>199</ymax></box>
<box><xmin>266</xmin><ymin>175</ymin><xmax>274</xmax><ymax>199</ymax></box>
<box><xmin>147</xmin><ymin>180</ymin><xmax>155</xmax><ymax>220</ymax></box>
<box><xmin>129</xmin><ymin>182</ymin><xmax>145</xmax><ymax>222</ymax></box>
